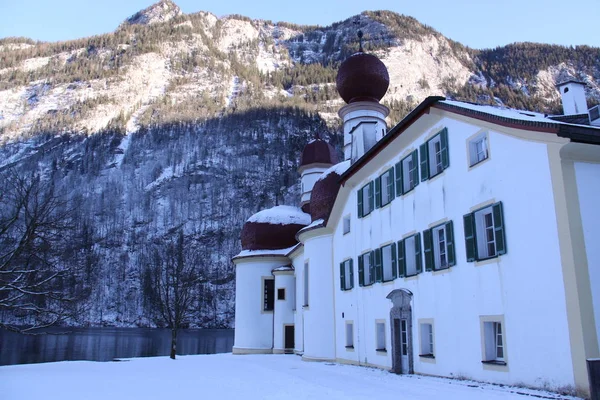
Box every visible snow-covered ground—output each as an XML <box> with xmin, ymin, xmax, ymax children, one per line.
<box><xmin>0</xmin><ymin>354</ymin><xmax>580</xmax><ymax>400</ymax></box>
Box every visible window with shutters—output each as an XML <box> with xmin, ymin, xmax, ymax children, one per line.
<box><xmin>263</xmin><ymin>278</ymin><xmax>274</xmax><ymax>311</ymax></box>
<box><xmin>376</xmin><ymin>321</ymin><xmax>386</xmax><ymax>351</ymax></box>
<box><xmin>346</xmin><ymin>321</ymin><xmax>354</xmax><ymax>348</ymax></box>
<box><xmin>419</xmin><ymin>322</ymin><xmax>434</xmax><ymax>357</ymax></box>
<box><xmin>420</xmin><ymin>128</ymin><xmax>449</xmax><ymax>181</ymax></box>
<box><xmin>358</xmin><ymin>251</ymin><xmax>375</xmax><ymax>286</ymax></box>
<box><xmin>481</xmin><ymin>316</ymin><xmax>507</xmax><ymax>366</ymax></box>
<box><xmin>463</xmin><ymin>202</ymin><xmax>507</xmax><ymax>262</ymax></box>
<box><xmin>423</xmin><ymin>221</ymin><xmax>455</xmax><ymax>271</ymax></box>
<box><xmin>340</xmin><ymin>259</ymin><xmax>354</xmax><ymax>291</ymax></box>
<box><xmin>398</xmin><ymin>233</ymin><xmax>422</xmax><ymax>277</ymax></box>
<box><xmin>375</xmin><ymin>168</ymin><xmax>395</xmax><ymax>208</ymax></box>
<box><xmin>468</xmin><ymin>132</ymin><xmax>489</xmax><ymax>167</ymax></box>
<box><xmin>343</xmin><ymin>215</ymin><xmax>351</xmax><ymax>234</ymax></box>
<box><xmin>357</xmin><ymin>182</ymin><xmax>374</xmax><ymax>218</ymax></box>
<box><xmin>374</xmin><ymin>243</ymin><xmax>397</xmax><ymax>282</ymax></box>
<box><xmin>395</xmin><ymin>150</ymin><xmax>419</xmax><ymax>195</ymax></box>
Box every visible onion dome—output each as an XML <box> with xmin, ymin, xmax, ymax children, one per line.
<box><xmin>310</xmin><ymin>161</ymin><xmax>351</xmax><ymax>222</ymax></box>
<box><xmin>336</xmin><ymin>52</ymin><xmax>390</xmax><ymax>104</ymax></box>
<box><xmin>299</xmin><ymin>138</ymin><xmax>339</xmax><ymax>168</ymax></box>
<box><xmin>241</xmin><ymin>205</ymin><xmax>311</xmax><ymax>251</ymax></box>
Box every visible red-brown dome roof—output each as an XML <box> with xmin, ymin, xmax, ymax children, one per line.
<box><xmin>241</xmin><ymin>206</ymin><xmax>310</xmax><ymax>251</ymax></box>
<box><xmin>310</xmin><ymin>161</ymin><xmax>350</xmax><ymax>222</ymax></box>
<box><xmin>336</xmin><ymin>52</ymin><xmax>389</xmax><ymax>104</ymax></box>
<box><xmin>299</xmin><ymin>139</ymin><xmax>339</xmax><ymax>168</ymax></box>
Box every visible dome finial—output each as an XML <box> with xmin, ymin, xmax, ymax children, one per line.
<box><xmin>358</xmin><ymin>30</ymin><xmax>364</xmax><ymax>52</ymax></box>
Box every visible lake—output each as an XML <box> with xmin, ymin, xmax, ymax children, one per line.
<box><xmin>0</xmin><ymin>327</ymin><xmax>234</xmax><ymax>366</ymax></box>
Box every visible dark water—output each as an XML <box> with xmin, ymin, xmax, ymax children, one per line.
<box><xmin>0</xmin><ymin>327</ymin><xmax>234</xmax><ymax>366</ymax></box>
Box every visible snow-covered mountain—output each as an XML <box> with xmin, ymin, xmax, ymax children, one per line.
<box><xmin>1</xmin><ymin>2</ymin><xmax>599</xmax><ymax>328</ymax></box>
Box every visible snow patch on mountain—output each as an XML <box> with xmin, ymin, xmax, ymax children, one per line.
<box><xmin>124</xmin><ymin>0</ymin><xmax>182</xmax><ymax>26</ymax></box>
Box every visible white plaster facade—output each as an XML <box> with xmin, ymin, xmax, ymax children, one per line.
<box><xmin>232</xmin><ymin>96</ymin><xmax>600</xmax><ymax>396</ymax></box>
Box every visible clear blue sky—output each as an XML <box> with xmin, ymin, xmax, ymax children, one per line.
<box><xmin>0</xmin><ymin>0</ymin><xmax>598</xmax><ymax>49</ymax></box>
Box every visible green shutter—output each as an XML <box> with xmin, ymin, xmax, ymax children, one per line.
<box><xmin>420</xmin><ymin>143</ymin><xmax>429</xmax><ymax>181</ymax></box>
<box><xmin>415</xmin><ymin>233</ymin><xmax>423</xmax><ymax>274</ymax></box>
<box><xmin>358</xmin><ymin>255</ymin><xmax>364</xmax><ymax>286</ymax></box>
<box><xmin>493</xmin><ymin>202</ymin><xmax>507</xmax><ymax>255</ymax></box>
<box><xmin>446</xmin><ymin>220</ymin><xmax>456</xmax><ymax>266</ymax></box>
<box><xmin>349</xmin><ymin>259</ymin><xmax>354</xmax><ymax>289</ymax></box>
<box><xmin>398</xmin><ymin>240</ymin><xmax>406</xmax><ymax>277</ymax></box>
<box><xmin>369</xmin><ymin>251</ymin><xmax>375</xmax><ymax>285</ymax></box>
<box><xmin>340</xmin><ymin>261</ymin><xmax>346</xmax><ymax>290</ymax></box>
<box><xmin>411</xmin><ymin>150</ymin><xmax>419</xmax><ymax>188</ymax></box>
<box><xmin>374</xmin><ymin>248</ymin><xmax>382</xmax><ymax>282</ymax></box>
<box><xmin>357</xmin><ymin>189</ymin><xmax>363</xmax><ymax>218</ymax></box>
<box><xmin>423</xmin><ymin>228</ymin><xmax>433</xmax><ymax>271</ymax></box>
<box><xmin>395</xmin><ymin>161</ymin><xmax>403</xmax><ymax>196</ymax></box>
<box><xmin>463</xmin><ymin>213</ymin><xmax>477</xmax><ymax>262</ymax></box>
<box><xmin>391</xmin><ymin>242</ymin><xmax>398</xmax><ymax>279</ymax></box>
<box><xmin>374</xmin><ymin>176</ymin><xmax>381</xmax><ymax>209</ymax></box>
<box><xmin>386</xmin><ymin>168</ymin><xmax>395</xmax><ymax>203</ymax></box>
<box><xmin>440</xmin><ymin>128</ymin><xmax>449</xmax><ymax>169</ymax></box>
<box><xmin>368</xmin><ymin>181</ymin><xmax>374</xmax><ymax>214</ymax></box>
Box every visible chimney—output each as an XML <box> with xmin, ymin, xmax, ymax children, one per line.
<box><xmin>556</xmin><ymin>80</ymin><xmax>588</xmax><ymax>115</ymax></box>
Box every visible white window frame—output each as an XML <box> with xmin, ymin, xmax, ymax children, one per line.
<box><xmin>345</xmin><ymin>321</ymin><xmax>354</xmax><ymax>348</ymax></box>
<box><xmin>343</xmin><ymin>215</ymin><xmax>351</xmax><ymax>235</ymax></box>
<box><xmin>419</xmin><ymin>321</ymin><xmax>434</xmax><ymax>357</ymax></box>
<box><xmin>402</xmin><ymin>154</ymin><xmax>416</xmax><ymax>193</ymax></box>
<box><xmin>432</xmin><ymin>224</ymin><xmax>449</xmax><ymax>270</ymax></box>
<box><xmin>404</xmin><ymin>235</ymin><xmax>417</xmax><ymax>276</ymax></box>
<box><xmin>468</xmin><ymin>132</ymin><xmax>489</xmax><ymax>167</ymax></box>
<box><xmin>376</xmin><ymin>321</ymin><xmax>386</xmax><ymax>351</ymax></box>
<box><xmin>361</xmin><ymin>184</ymin><xmax>371</xmax><ymax>217</ymax></box>
<box><xmin>381</xmin><ymin>244</ymin><xmax>394</xmax><ymax>282</ymax></box>
<box><xmin>475</xmin><ymin>206</ymin><xmax>496</xmax><ymax>259</ymax></box>
<box><xmin>380</xmin><ymin>169</ymin><xmax>394</xmax><ymax>206</ymax></box>
<box><xmin>341</xmin><ymin>259</ymin><xmax>353</xmax><ymax>290</ymax></box>
<box><xmin>361</xmin><ymin>252</ymin><xmax>373</xmax><ymax>286</ymax></box>
<box><xmin>428</xmin><ymin>134</ymin><xmax>443</xmax><ymax>176</ymax></box>
<box><xmin>481</xmin><ymin>316</ymin><xmax>507</xmax><ymax>366</ymax></box>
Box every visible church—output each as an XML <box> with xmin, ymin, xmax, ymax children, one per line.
<box><xmin>231</xmin><ymin>46</ymin><xmax>600</xmax><ymax>396</ymax></box>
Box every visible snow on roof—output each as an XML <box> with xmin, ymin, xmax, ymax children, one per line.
<box><xmin>233</xmin><ymin>245</ymin><xmax>297</xmax><ymax>259</ymax></box>
<box><xmin>297</xmin><ymin>219</ymin><xmax>325</xmax><ymax>235</ymax></box>
<box><xmin>316</xmin><ymin>160</ymin><xmax>351</xmax><ymax>183</ymax></box>
<box><xmin>441</xmin><ymin>100</ymin><xmax>600</xmax><ymax>130</ymax></box>
<box><xmin>272</xmin><ymin>265</ymin><xmax>294</xmax><ymax>272</ymax></box>
<box><xmin>247</xmin><ymin>205</ymin><xmax>311</xmax><ymax>226</ymax></box>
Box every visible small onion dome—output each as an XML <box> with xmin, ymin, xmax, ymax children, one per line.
<box><xmin>336</xmin><ymin>52</ymin><xmax>390</xmax><ymax>104</ymax></box>
<box><xmin>241</xmin><ymin>205</ymin><xmax>311</xmax><ymax>251</ymax></box>
<box><xmin>299</xmin><ymin>138</ymin><xmax>339</xmax><ymax>168</ymax></box>
<box><xmin>310</xmin><ymin>161</ymin><xmax>351</xmax><ymax>222</ymax></box>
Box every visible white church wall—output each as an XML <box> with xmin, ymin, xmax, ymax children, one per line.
<box><xmin>273</xmin><ymin>271</ymin><xmax>296</xmax><ymax>353</ymax></box>
<box><xmin>291</xmin><ymin>250</ymin><xmax>305</xmax><ymax>354</ymax></box>
<box><xmin>331</xmin><ymin>113</ymin><xmax>575</xmax><ymax>389</ymax></box>
<box><xmin>233</xmin><ymin>256</ymin><xmax>287</xmax><ymax>353</ymax></box>
<box><xmin>574</xmin><ymin>161</ymin><xmax>600</xmax><ymax>350</ymax></box>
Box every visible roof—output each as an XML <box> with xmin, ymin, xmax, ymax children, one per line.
<box><xmin>556</xmin><ymin>79</ymin><xmax>587</xmax><ymax>87</ymax></box>
<box><xmin>339</xmin><ymin>96</ymin><xmax>600</xmax><ymax>185</ymax></box>
<box><xmin>299</xmin><ymin>138</ymin><xmax>339</xmax><ymax>168</ymax></box>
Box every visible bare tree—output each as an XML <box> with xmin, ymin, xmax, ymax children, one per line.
<box><xmin>145</xmin><ymin>230</ymin><xmax>202</xmax><ymax>359</ymax></box>
<box><xmin>0</xmin><ymin>170</ymin><xmax>82</xmax><ymax>333</ymax></box>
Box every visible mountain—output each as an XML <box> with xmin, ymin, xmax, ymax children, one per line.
<box><xmin>1</xmin><ymin>3</ymin><xmax>599</xmax><ymax>329</ymax></box>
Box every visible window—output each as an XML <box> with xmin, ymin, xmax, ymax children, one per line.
<box><xmin>346</xmin><ymin>322</ymin><xmax>354</xmax><ymax>348</ymax></box>
<box><xmin>303</xmin><ymin>262</ymin><xmax>309</xmax><ymax>306</ymax></box>
<box><xmin>395</xmin><ymin>150</ymin><xmax>419</xmax><ymax>196</ymax></box>
<box><xmin>343</xmin><ymin>215</ymin><xmax>351</xmax><ymax>234</ymax></box>
<box><xmin>398</xmin><ymin>234</ymin><xmax>422</xmax><ymax>277</ymax></box>
<box><xmin>423</xmin><ymin>221</ymin><xmax>455</xmax><ymax>271</ymax></box>
<box><xmin>277</xmin><ymin>288</ymin><xmax>285</xmax><ymax>300</ymax></box>
<box><xmin>358</xmin><ymin>251</ymin><xmax>374</xmax><ymax>286</ymax></box>
<box><xmin>468</xmin><ymin>132</ymin><xmax>488</xmax><ymax>166</ymax></box>
<box><xmin>263</xmin><ymin>278</ymin><xmax>274</xmax><ymax>311</ymax></box>
<box><xmin>375</xmin><ymin>168</ymin><xmax>395</xmax><ymax>207</ymax></box>
<box><xmin>374</xmin><ymin>243</ymin><xmax>397</xmax><ymax>282</ymax></box>
<box><xmin>420</xmin><ymin>128</ymin><xmax>449</xmax><ymax>181</ymax></box>
<box><xmin>376</xmin><ymin>321</ymin><xmax>386</xmax><ymax>351</ymax></box>
<box><xmin>482</xmin><ymin>318</ymin><xmax>506</xmax><ymax>365</ymax></box>
<box><xmin>419</xmin><ymin>322</ymin><xmax>434</xmax><ymax>357</ymax></box>
<box><xmin>357</xmin><ymin>181</ymin><xmax>374</xmax><ymax>218</ymax></box>
<box><xmin>339</xmin><ymin>259</ymin><xmax>354</xmax><ymax>291</ymax></box>
<box><xmin>464</xmin><ymin>202</ymin><xmax>506</xmax><ymax>262</ymax></box>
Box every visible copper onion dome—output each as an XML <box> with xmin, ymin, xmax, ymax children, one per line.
<box><xmin>336</xmin><ymin>51</ymin><xmax>390</xmax><ymax>104</ymax></box>
<box><xmin>299</xmin><ymin>138</ymin><xmax>339</xmax><ymax>168</ymax></box>
<box><xmin>240</xmin><ymin>206</ymin><xmax>310</xmax><ymax>251</ymax></box>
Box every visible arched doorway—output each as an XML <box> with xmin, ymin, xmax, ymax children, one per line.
<box><xmin>387</xmin><ymin>289</ymin><xmax>413</xmax><ymax>374</ymax></box>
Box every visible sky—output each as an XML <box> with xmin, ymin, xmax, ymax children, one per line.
<box><xmin>0</xmin><ymin>0</ymin><xmax>598</xmax><ymax>49</ymax></box>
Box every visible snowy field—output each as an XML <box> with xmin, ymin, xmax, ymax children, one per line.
<box><xmin>1</xmin><ymin>354</ymin><xmax>581</xmax><ymax>400</ymax></box>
